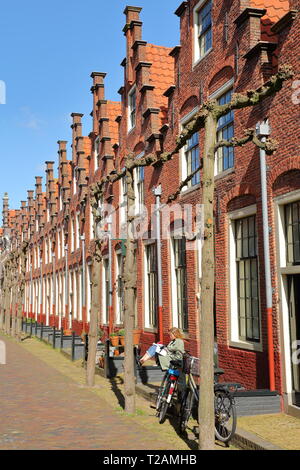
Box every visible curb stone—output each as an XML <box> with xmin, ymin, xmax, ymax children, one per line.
<box><xmin>135</xmin><ymin>383</ymin><xmax>284</xmax><ymax>451</ymax></box>
<box><xmin>232</xmin><ymin>428</ymin><xmax>283</xmax><ymax>450</ymax></box>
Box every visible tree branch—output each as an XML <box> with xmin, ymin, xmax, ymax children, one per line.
<box><xmin>215</xmin><ymin>65</ymin><xmax>294</xmax><ymax>118</ymax></box>
<box><xmin>167</xmin><ymin>163</ymin><xmax>203</xmax><ymax>203</ymax></box>
<box><xmin>214</xmin><ymin>128</ymin><xmax>256</xmax><ymax>151</ymax></box>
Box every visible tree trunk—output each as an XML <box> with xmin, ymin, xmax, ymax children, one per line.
<box><xmin>86</xmin><ymin>257</ymin><xmax>101</xmax><ymax>386</ymax></box>
<box><xmin>123</xmin><ymin>166</ymin><xmax>137</xmax><ymax>414</ymax></box>
<box><xmin>199</xmin><ymin>114</ymin><xmax>217</xmax><ymax>450</ymax></box>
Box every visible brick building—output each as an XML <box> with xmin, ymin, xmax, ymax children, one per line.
<box><xmin>0</xmin><ymin>1</ymin><xmax>299</xmax><ymax>415</ymax></box>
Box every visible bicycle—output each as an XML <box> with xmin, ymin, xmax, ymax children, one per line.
<box><xmin>155</xmin><ymin>359</ymin><xmax>183</xmax><ymax>424</ymax></box>
<box><xmin>179</xmin><ymin>354</ymin><xmax>238</xmax><ymax>444</ymax></box>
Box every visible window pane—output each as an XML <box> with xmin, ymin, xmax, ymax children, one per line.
<box><xmin>235</xmin><ymin>216</ymin><xmax>260</xmax><ymax>342</ymax></box>
<box><xmin>216</xmin><ymin>89</ymin><xmax>234</xmax><ymax>172</ymax></box>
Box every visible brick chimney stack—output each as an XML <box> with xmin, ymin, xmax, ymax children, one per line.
<box><xmin>2</xmin><ymin>192</ymin><xmax>9</xmax><ymax>231</ymax></box>
<box><xmin>123</xmin><ymin>6</ymin><xmax>143</xmax><ymax>83</ymax></box>
<box><xmin>35</xmin><ymin>176</ymin><xmax>44</xmax><ymax>228</ymax></box>
<box><xmin>45</xmin><ymin>161</ymin><xmax>57</xmax><ymax>220</ymax></box>
<box><xmin>90</xmin><ymin>72</ymin><xmax>106</xmax><ymax>134</ymax></box>
<box><xmin>27</xmin><ymin>190</ymin><xmax>35</xmax><ymax>235</ymax></box>
<box><xmin>71</xmin><ymin>113</ymin><xmax>83</xmax><ymax>164</ymax></box>
<box><xmin>57</xmin><ymin>141</ymin><xmax>71</xmax><ymax>210</ymax></box>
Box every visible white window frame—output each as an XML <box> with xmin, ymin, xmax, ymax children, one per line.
<box><xmin>86</xmin><ymin>263</ymin><xmax>92</xmax><ymax>323</ymax></box>
<box><xmin>102</xmin><ymin>257</ymin><xmax>109</xmax><ymax>325</ymax></box>
<box><xmin>180</xmin><ymin>106</ymin><xmax>200</xmax><ymax>193</ymax></box>
<box><xmin>228</xmin><ymin>204</ymin><xmax>263</xmax><ymax>352</ymax></box>
<box><xmin>193</xmin><ymin>0</ymin><xmax>213</xmax><ymax>67</ymax></box>
<box><xmin>76</xmin><ymin>212</ymin><xmax>80</xmax><ymax>250</ymax></box>
<box><xmin>94</xmin><ymin>136</ymin><xmax>100</xmax><ymax>172</ymax></box>
<box><xmin>134</xmin><ymin>151</ymin><xmax>145</xmax><ymax>215</ymax></box>
<box><xmin>274</xmin><ymin>190</ymin><xmax>300</xmax><ymax>401</ymax></box>
<box><xmin>143</xmin><ymin>240</ymin><xmax>158</xmax><ymax>331</ymax></box>
<box><xmin>120</xmin><ymin>174</ymin><xmax>128</xmax><ymax>230</ymax></box>
<box><xmin>115</xmin><ymin>250</ymin><xmax>124</xmax><ymax>325</ymax></box>
<box><xmin>209</xmin><ymin>79</ymin><xmax>235</xmax><ymax>177</ymax></box>
<box><xmin>128</xmin><ymin>85</ymin><xmax>137</xmax><ymax>132</ymax></box>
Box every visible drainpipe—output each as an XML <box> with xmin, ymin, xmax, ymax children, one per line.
<box><xmin>81</xmin><ymin>234</ymin><xmax>86</xmax><ymax>329</ymax></box>
<box><xmin>52</xmin><ymin>251</ymin><xmax>56</xmax><ymax>327</ymax></box>
<box><xmin>30</xmin><ymin>260</ymin><xmax>33</xmax><ymax>320</ymax></box>
<box><xmin>153</xmin><ymin>185</ymin><xmax>163</xmax><ymax>343</ymax></box>
<box><xmin>108</xmin><ymin>215</ymin><xmax>113</xmax><ymax>335</ymax></box>
<box><xmin>256</xmin><ymin>119</ymin><xmax>275</xmax><ymax>392</ymax></box>
<box><xmin>65</xmin><ymin>245</ymin><xmax>69</xmax><ymax>330</ymax></box>
<box><xmin>40</xmin><ymin>255</ymin><xmax>43</xmax><ymax>325</ymax></box>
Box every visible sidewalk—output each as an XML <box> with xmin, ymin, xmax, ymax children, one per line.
<box><xmin>0</xmin><ymin>333</ymin><xmax>234</xmax><ymax>450</ymax></box>
<box><xmin>2</xmin><ymin>333</ymin><xmax>299</xmax><ymax>450</ymax></box>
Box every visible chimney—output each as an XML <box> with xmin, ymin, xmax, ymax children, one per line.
<box><xmin>90</xmin><ymin>72</ymin><xmax>106</xmax><ymax>134</ymax></box>
<box><xmin>35</xmin><ymin>176</ymin><xmax>44</xmax><ymax>228</ymax></box>
<box><xmin>123</xmin><ymin>6</ymin><xmax>143</xmax><ymax>83</ymax></box>
<box><xmin>71</xmin><ymin>113</ymin><xmax>83</xmax><ymax>164</ymax></box>
<box><xmin>2</xmin><ymin>192</ymin><xmax>9</xmax><ymax>230</ymax></box>
<box><xmin>27</xmin><ymin>190</ymin><xmax>35</xmax><ymax>236</ymax></box>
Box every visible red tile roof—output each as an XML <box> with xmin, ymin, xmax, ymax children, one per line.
<box><xmin>107</xmin><ymin>101</ymin><xmax>121</xmax><ymax>145</ymax></box>
<box><xmin>251</xmin><ymin>0</ymin><xmax>290</xmax><ymax>39</ymax></box>
<box><xmin>146</xmin><ymin>44</ymin><xmax>175</xmax><ymax>126</ymax></box>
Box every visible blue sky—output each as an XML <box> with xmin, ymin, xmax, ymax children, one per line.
<box><xmin>0</xmin><ymin>0</ymin><xmax>179</xmax><ymax>210</ymax></box>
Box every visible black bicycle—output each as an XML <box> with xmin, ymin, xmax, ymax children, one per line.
<box><xmin>179</xmin><ymin>354</ymin><xmax>238</xmax><ymax>444</ymax></box>
<box><xmin>156</xmin><ymin>359</ymin><xmax>182</xmax><ymax>424</ymax></box>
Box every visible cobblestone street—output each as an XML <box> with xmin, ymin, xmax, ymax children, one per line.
<box><xmin>0</xmin><ymin>334</ymin><xmax>234</xmax><ymax>451</ymax></box>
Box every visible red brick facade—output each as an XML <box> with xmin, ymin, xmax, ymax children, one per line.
<box><xmin>1</xmin><ymin>1</ymin><xmax>299</xmax><ymax>409</ymax></box>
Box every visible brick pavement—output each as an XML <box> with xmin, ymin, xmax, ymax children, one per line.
<box><xmin>0</xmin><ymin>333</ymin><xmax>179</xmax><ymax>450</ymax></box>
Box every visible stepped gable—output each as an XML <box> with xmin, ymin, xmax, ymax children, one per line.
<box><xmin>251</xmin><ymin>0</ymin><xmax>290</xmax><ymax>39</ymax></box>
<box><xmin>145</xmin><ymin>44</ymin><xmax>174</xmax><ymax>126</ymax></box>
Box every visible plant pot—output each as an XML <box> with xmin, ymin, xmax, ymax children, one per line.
<box><xmin>110</xmin><ymin>336</ymin><xmax>119</xmax><ymax>347</ymax></box>
<box><xmin>64</xmin><ymin>329</ymin><xmax>72</xmax><ymax>336</ymax></box>
<box><xmin>133</xmin><ymin>329</ymin><xmax>142</xmax><ymax>345</ymax></box>
<box><xmin>119</xmin><ymin>336</ymin><xmax>125</xmax><ymax>346</ymax></box>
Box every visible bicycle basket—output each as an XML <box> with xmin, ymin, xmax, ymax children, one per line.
<box><xmin>182</xmin><ymin>353</ymin><xmax>200</xmax><ymax>376</ymax></box>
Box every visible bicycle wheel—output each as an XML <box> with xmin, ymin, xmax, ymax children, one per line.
<box><xmin>214</xmin><ymin>390</ymin><xmax>237</xmax><ymax>444</ymax></box>
<box><xmin>156</xmin><ymin>373</ymin><xmax>168</xmax><ymax>412</ymax></box>
<box><xmin>158</xmin><ymin>379</ymin><xmax>171</xmax><ymax>424</ymax></box>
<box><xmin>179</xmin><ymin>389</ymin><xmax>194</xmax><ymax>434</ymax></box>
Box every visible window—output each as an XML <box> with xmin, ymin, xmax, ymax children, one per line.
<box><xmin>135</xmin><ymin>166</ymin><xmax>145</xmax><ymax>214</ymax></box>
<box><xmin>216</xmin><ymin>88</ymin><xmax>234</xmax><ymax>173</ymax></box>
<box><xmin>235</xmin><ymin>215</ymin><xmax>260</xmax><ymax>342</ymax></box>
<box><xmin>116</xmin><ymin>253</ymin><xmax>124</xmax><ymax>324</ymax></box>
<box><xmin>90</xmin><ymin>205</ymin><xmax>94</xmax><ymax>240</ymax></box>
<box><xmin>285</xmin><ymin>201</ymin><xmax>300</xmax><ymax>265</ymax></box>
<box><xmin>76</xmin><ymin>213</ymin><xmax>80</xmax><ymax>250</ymax></box>
<box><xmin>94</xmin><ymin>137</ymin><xmax>100</xmax><ymax>172</ymax></box>
<box><xmin>171</xmin><ymin>237</ymin><xmax>188</xmax><ymax>331</ymax></box>
<box><xmin>184</xmin><ymin>133</ymin><xmax>200</xmax><ymax>188</ymax></box>
<box><xmin>128</xmin><ymin>86</ymin><xmax>136</xmax><ymax>131</ymax></box>
<box><xmin>87</xmin><ymin>264</ymin><xmax>92</xmax><ymax>323</ymax></box>
<box><xmin>120</xmin><ymin>176</ymin><xmax>128</xmax><ymax>228</ymax></box>
<box><xmin>57</xmin><ymin>229</ymin><xmax>61</xmax><ymax>259</ymax></box>
<box><xmin>145</xmin><ymin>244</ymin><xmax>158</xmax><ymax>328</ymax></box>
<box><xmin>194</xmin><ymin>0</ymin><xmax>212</xmax><ymax>63</ymax></box>
<box><xmin>102</xmin><ymin>259</ymin><xmax>109</xmax><ymax>324</ymax></box>
<box><xmin>71</xmin><ymin>218</ymin><xmax>75</xmax><ymax>252</ymax></box>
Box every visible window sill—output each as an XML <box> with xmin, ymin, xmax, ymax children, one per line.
<box><xmin>193</xmin><ymin>48</ymin><xmax>213</xmax><ymax>69</ymax></box>
<box><xmin>229</xmin><ymin>340</ymin><xmax>263</xmax><ymax>353</ymax></box>
<box><xmin>215</xmin><ymin>167</ymin><xmax>235</xmax><ymax>181</ymax></box>
<box><xmin>180</xmin><ymin>182</ymin><xmax>201</xmax><ymax>198</ymax></box>
<box><xmin>144</xmin><ymin>327</ymin><xmax>158</xmax><ymax>334</ymax></box>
